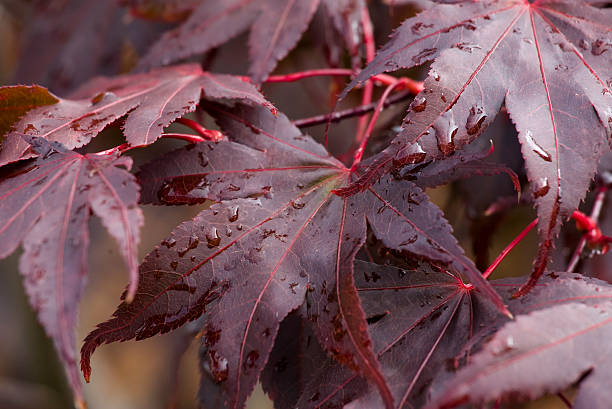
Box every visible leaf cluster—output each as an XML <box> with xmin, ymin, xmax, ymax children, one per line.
<box><xmin>0</xmin><ymin>1</ymin><xmax>610</xmax><ymax>409</ymax></box>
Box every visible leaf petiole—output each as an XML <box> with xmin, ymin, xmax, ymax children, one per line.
<box><xmin>482</xmin><ymin>218</ymin><xmax>538</xmax><ymax>280</ymax></box>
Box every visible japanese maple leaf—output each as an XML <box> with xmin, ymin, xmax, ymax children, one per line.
<box><xmin>137</xmin><ymin>0</ymin><xmax>365</xmax><ymax>83</ymax></box>
<box><xmin>342</xmin><ymin>0</ymin><xmax>611</xmax><ymax>287</ymax></box>
<box><xmin>13</xmin><ymin>0</ymin><xmax>168</xmax><ymax>95</ymax></box>
<box><xmin>428</xmin><ymin>293</ymin><xmax>612</xmax><ymax>408</ymax></box>
<box><xmin>297</xmin><ymin>262</ymin><xmax>612</xmax><ymax>409</ymax></box>
<box><xmin>0</xmin><ymin>64</ymin><xmax>273</xmax><ymax>167</ymax></box>
<box><xmin>80</xmin><ymin>103</ymin><xmax>506</xmax><ymax>409</ymax></box>
<box><xmin>0</xmin><ymin>137</ymin><xmax>143</xmax><ymax>406</ymax></box>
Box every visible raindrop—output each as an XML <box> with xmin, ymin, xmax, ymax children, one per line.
<box><xmin>225</xmin><ymin>226</ymin><xmax>232</xmax><ymax>237</ymax></box>
<box><xmin>237</xmin><ymin>224</ymin><xmax>244</xmax><ymax>231</ymax></box>
<box><xmin>412</xmin><ymin>48</ymin><xmax>437</xmax><ymax>65</ymax></box>
<box><xmin>396</xmin><ymin>142</ymin><xmax>426</xmax><ymax>165</ymax></box>
<box><xmin>162</xmin><ymin>238</ymin><xmax>177</xmax><ymax>248</ymax></box>
<box><xmin>228</xmin><ymin>206</ymin><xmax>239</xmax><ymax>222</ymax></box>
<box><xmin>170</xmin><ymin>261</ymin><xmax>178</xmax><ymax>270</ymax></box>
<box><xmin>244</xmin><ymin>350</ymin><xmax>259</xmax><ymax>369</ymax></box>
<box><xmin>579</xmin><ymin>39</ymin><xmax>590</xmax><ymax>50</ymax></box>
<box><xmin>291</xmin><ymin>200</ymin><xmax>306</xmax><ymax>210</ymax></box>
<box><xmin>592</xmin><ymin>37</ymin><xmax>611</xmax><ymax>56</ymax></box>
<box><xmin>524</xmin><ymin>131</ymin><xmax>552</xmax><ymax>162</ymax></box>
<box><xmin>90</xmin><ymin>92</ymin><xmax>115</xmax><ymax>104</ymax></box>
<box><xmin>412</xmin><ymin>96</ymin><xmax>427</xmax><ymax>112</ymax></box>
<box><xmin>453</xmin><ymin>42</ymin><xmax>482</xmax><ymax>53</ymax></box>
<box><xmin>227</xmin><ymin>184</ymin><xmax>240</xmax><ymax>192</ymax></box>
<box><xmin>430</xmin><ymin>69</ymin><xmax>441</xmax><ymax>81</ymax></box>
<box><xmin>206</xmin><ymin>228</ymin><xmax>221</xmax><ymax>248</ymax></box>
<box><xmin>411</xmin><ymin>22</ymin><xmax>433</xmax><ymax>34</ymax></box>
<box><xmin>384</xmin><ymin>60</ymin><xmax>399</xmax><ymax>70</ymax></box>
<box><xmin>206</xmin><ymin>350</ymin><xmax>229</xmax><ymax>383</ymax></box>
<box><xmin>462</xmin><ymin>20</ymin><xmax>477</xmax><ymax>31</ymax></box>
<box><xmin>432</xmin><ymin>110</ymin><xmax>458</xmax><ymax>156</ymax></box>
<box><xmin>178</xmin><ymin>234</ymin><xmax>199</xmax><ymax>257</ymax></box>
<box><xmin>466</xmin><ymin>105</ymin><xmax>487</xmax><ymax>135</ymax></box>
<box><xmin>533</xmin><ymin>177</ymin><xmax>550</xmax><ymax>198</ymax></box>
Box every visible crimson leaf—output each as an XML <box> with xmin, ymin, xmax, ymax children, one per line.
<box><xmin>80</xmin><ymin>103</ymin><xmax>506</xmax><ymax>409</ymax></box>
<box><xmin>137</xmin><ymin>0</ymin><xmax>365</xmax><ymax>83</ymax></box>
<box><xmin>343</xmin><ymin>0</ymin><xmax>611</xmax><ymax>282</ymax></box>
<box><xmin>300</xmin><ymin>262</ymin><xmax>612</xmax><ymax>409</ymax></box>
<box><xmin>0</xmin><ymin>137</ymin><xmax>143</xmax><ymax>405</ymax></box>
<box><xmin>0</xmin><ymin>64</ymin><xmax>274</xmax><ymax>167</ymax></box>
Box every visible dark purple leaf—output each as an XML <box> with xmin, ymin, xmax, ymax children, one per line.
<box><xmin>343</xmin><ymin>0</ymin><xmax>611</xmax><ymax>281</ymax></box>
<box><xmin>81</xmin><ymin>103</ymin><xmax>506</xmax><ymax>408</ymax></box>
<box><xmin>303</xmin><ymin>262</ymin><xmax>612</xmax><ymax>409</ymax></box>
<box><xmin>137</xmin><ymin>0</ymin><xmax>353</xmax><ymax>83</ymax></box>
<box><xmin>428</xmin><ymin>301</ymin><xmax>612</xmax><ymax>409</ymax></box>
<box><xmin>0</xmin><ymin>137</ymin><xmax>143</xmax><ymax>405</ymax></box>
<box><xmin>0</xmin><ymin>65</ymin><xmax>274</xmax><ymax>167</ymax></box>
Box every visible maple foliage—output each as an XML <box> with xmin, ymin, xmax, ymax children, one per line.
<box><xmin>0</xmin><ymin>1</ymin><xmax>611</xmax><ymax>409</ymax></box>
<box><xmin>0</xmin><ymin>137</ymin><xmax>143</xmax><ymax>405</ymax></box>
<box><xmin>343</xmin><ymin>0</ymin><xmax>611</xmax><ymax>289</ymax></box>
<box><xmin>80</xmin><ymin>103</ymin><xmax>510</xmax><ymax>409</ymax></box>
<box><xmin>136</xmin><ymin>0</ymin><xmax>365</xmax><ymax>83</ymax></box>
<box><xmin>0</xmin><ymin>64</ymin><xmax>273</xmax><ymax>167</ymax></box>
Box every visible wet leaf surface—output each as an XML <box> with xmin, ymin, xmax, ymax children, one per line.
<box><xmin>81</xmin><ymin>103</ymin><xmax>506</xmax><ymax>409</ymax></box>
<box><xmin>0</xmin><ymin>137</ymin><xmax>143</xmax><ymax>402</ymax></box>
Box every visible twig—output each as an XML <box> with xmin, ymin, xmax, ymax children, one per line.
<box><xmin>293</xmin><ymin>89</ymin><xmax>414</xmax><ymax>128</ymax></box>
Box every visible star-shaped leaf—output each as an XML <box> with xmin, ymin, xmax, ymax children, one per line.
<box><xmin>342</xmin><ymin>0</ymin><xmax>611</xmax><ymax>285</ymax></box>
<box><xmin>298</xmin><ymin>262</ymin><xmax>612</xmax><ymax>409</ymax></box>
<box><xmin>80</xmin><ymin>103</ymin><xmax>506</xmax><ymax>409</ymax></box>
<box><xmin>0</xmin><ymin>137</ymin><xmax>143</xmax><ymax>405</ymax></box>
<box><xmin>0</xmin><ymin>64</ymin><xmax>274</xmax><ymax>167</ymax></box>
<box><xmin>137</xmin><ymin>0</ymin><xmax>366</xmax><ymax>83</ymax></box>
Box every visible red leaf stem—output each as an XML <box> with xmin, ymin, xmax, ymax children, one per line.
<box><xmin>482</xmin><ymin>218</ymin><xmax>538</xmax><ymax>280</ymax></box>
<box><xmin>354</xmin><ymin>5</ymin><xmax>377</xmax><ymax>149</ymax></box>
<box><xmin>352</xmin><ymin>80</ymin><xmax>404</xmax><ymax>168</ymax></box>
<box><xmin>175</xmin><ymin>117</ymin><xmax>224</xmax><ymax>141</ymax></box>
<box><xmin>568</xmin><ymin>187</ymin><xmax>609</xmax><ymax>273</ymax></box>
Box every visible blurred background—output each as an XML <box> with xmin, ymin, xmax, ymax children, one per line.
<box><xmin>0</xmin><ymin>1</ymin><xmax>607</xmax><ymax>408</ymax></box>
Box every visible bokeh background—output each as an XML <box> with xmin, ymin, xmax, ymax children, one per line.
<box><xmin>0</xmin><ymin>1</ymin><xmax>607</xmax><ymax>408</ymax></box>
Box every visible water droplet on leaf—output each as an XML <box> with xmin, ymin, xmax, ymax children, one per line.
<box><xmin>432</xmin><ymin>110</ymin><xmax>458</xmax><ymax>156</ymax></box>
<box><xmin>524</xmin><ymin>131</ymin><xmax>552</xmax><ymax>162</ymax></box>
<box><xmin>466</xmin><ymin>105</ymin><xmax>487</xmax><ymax>135</ymax></box>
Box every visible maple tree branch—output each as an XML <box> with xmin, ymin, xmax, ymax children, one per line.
<box><xmin>567</xmin><ymin>186</ymin><xmax>608</xmax><ymax>273</ymax></box>
<box><xmin>293</xmin><ymin>89</ymin><xmax>415</xmax><ymax>128</ymax></box>
<box><xmin>482</xmin><ymin>218</ymin><xmax>539</xmax><ymax>279</ymax></box>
